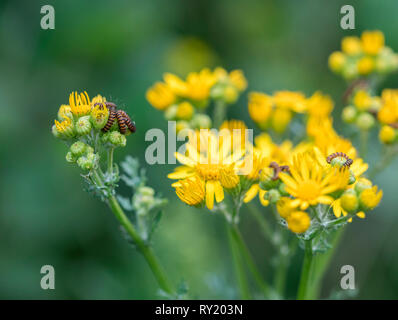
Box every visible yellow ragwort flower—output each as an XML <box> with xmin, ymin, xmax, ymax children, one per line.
<box><xmin>273</xmin><ymin>91</ymin><xmax>306</xmax><ymax>113</ymax></box>
<box><xmin>357</xmin><ymin>56</ymin><xmax>375</xmax><ymax>75</ymax></box>
<box><xmin>360</xmin><ymin>186</ymin><xmax>383</xmax><ymax>210</ymax></box>
<box><xmin>328</xmin><ymin>51</ymin><xmax>346</xmax><ymax>73</ymax></box>
<box><xmin>341</xmin><ymin>36</ymin><xmax>362</xmax><ymax>55</ymax></box>
<box><xmin>306</xmin><ymin>92</ymin><xmax>334</xmax><ymax>119</ymax></box>
<box><xmin>176</xmin><ymin>101</ymin><xmax>194</xmax><ymax>120</ymax></box>
<box><xmin>276</xmin><ymin>197</ymin><xmax>294</xmax><ymax>219</ymax></box>
<box><xmin>69</xmin><ymin>91</ymin><xmax>91</xmax><ymax>117</ymax></box>
<box><xmin>248</xmin><ymin>92</ymin><xmax>273</xmax><ymax>125</ymax></box>
<box><xmin>361</xmin><ymin>30</ymin><xmax>385</xmax><ymax>56</ymax></box>
<box><xmin>229</xmin><ymin>70</ymin><xmax>247</xmax><ymax>91</ymax></box>
<box><xmin>353</xmin><ymin>90</ymin><xmax>372</xmax><ymax>111</ymax></box>
<box><xmin>54</xmin><ymin>115</ymin><xmax>74</xmax><ymax>137</ymax></box>
<box><xmin>287</xmin><ymin>211</ymin><xmax>311</xmax><ymax>234</ymax></box>
<box><xmin>379</xmin><ymin>125</ymin><xmax>396</xmax><ymax>144</ymax></box>
<box><xmin>168</xmin><ymin>130</ymin><xmax>244</xmax><ymax>210</ymax></box>
<box><xmin>279</xmin><ymin>150</ymin><xmax>349</xmax><ymax>210</ymax></box>
<box><xmin>185</xmin><ymin>68</ymin><xmax>216</xmax><ymax>101</ymax></box>
<box><xmin>146</xmin><ymin>82</ymin><xmax>176</xmax><ymax>110</ymax></box>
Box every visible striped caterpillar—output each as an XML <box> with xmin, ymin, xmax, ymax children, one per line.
<box><xmin>326</xmin><ymin>152</ymin><xmax>353</xmax><ymax>168</ymax></box>
<box><xmin>99</xmin><ymin>102</ymin><xmax>136</xmax><ymax>134</ymax></box>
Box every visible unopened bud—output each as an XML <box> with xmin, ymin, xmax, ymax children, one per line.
<box><xmin>356</xmin><ymin>112</ymin><xmax>375</xmax><ymax>130</ymax></box>
<box><xmin>342</xmin><ymin>106</ymin><xmax>357</xmax><ymax>123</ymax></box>
<box><xmin>70</xmin><ymin>141</ymin><xmax>87</xmax><ymax>157</ymax></box>
<box><xmin>75</xmin><ymin>116</ymin><xmax>92</xmax><ymax>136</ymax></box>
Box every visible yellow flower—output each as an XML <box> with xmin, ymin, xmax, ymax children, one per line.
<box><xmin>276</xmin><ymin>197</ymin><xmax>294</xmax><ymax>219</ymax></box>
<box><xmin>174</xmin><ymin>176</ymin><xmax>205</xmax><ymax>206</ymax></box>
<box><xmin>163</xmin><ymin>73</ymin><xmax>188</xmax><ymax>96</ymax></box>
<box><xmin>287</xmin><ymin>211</ymin><xmax>311</xmax><ymax>233</ymax></box>
<box><xmin>328</xmin><ymin>51</ymin><xmax>346</xmax><ymax>72</ymax></box>
<box><xmin>279</xmin><ymin>151</ymin><xmax>349</xmax><ymax>210</ymax></box>
<box><xmin>168</xmin><ymin>130</ymin><xmax>244</xmax><ymax>210</ymax></box>
<box><xmin>271</xmin><ymin>108</ymin><xmax>292</xmax><ymax>133</ymax></box>
<box><xmin>185</xmin><ymin>68</ymin><xmax>216</xmax><ymax>101</ymax></box>
<box><xmin>353</xmin><ymin>90</ymin><xmax>372</xmax><ymax>111</ymax></box>
<box><xmin>69</xmin><ymin>91</ymin><xmax>91</xmax><ymax>116</ymax></box>
<box><xmin>379</xmin><ymin>125</ymin><xmax>396</xmax><ymax>144</ymax></box>
<box><xmin>248</xmin><ymin>92</ymin><xmax>273</xmax><ymax>124</ymax></box>
<box><xmin>146</xmin><ymin>82</ymin><xmax>176</xmax><ymax>110</ymax></box>
<box><xmin>331</xmin><ymin>199</ymin><xmax>365</xmax><ymax>221</ymax></box>
<box><xmin>239</xmin><ymin>149</ymin><xmax>269</xmax><ymax>180</ymax></box>
<box><xmin>273</xmin><ymin>91</ymin><xmax>306</xmax><ymax>113</ymax></box>
<box><xmin>229</xmin><ymin>70</ymin><xmax>247</xmax><ymax>91</ymax></box>
<box><xmin>359</xmin><ymin>186</ymin><xmax>383</xmax><ymax>210</ymax></box>
<box><xmin>340</xmin><ymin>191</ymin><xmax>359</xmax><ymax>213</ymax></box>
<box><xmin>377</xmin><ymin>89</ymin><xmax>398</xmax><ymax>124</ymax></box>
<box><xmin>306</xmin><ymin>92</ymin><xmax>334</xmax><ymax>118</ymax></box>
<box><xmin>254</xmin><ymin>133</ymin><xmax>293</xmax><ymax>165</ymax></box>
<box><xmin>54</xmin><ymin>115</ymin><xmax>74</xmax><ymax>137</ymax></box>
<box><xmin>357</xmin><ymin>56</ymin><xmax>375</xmax><ymax>75</ymax></box>
<box><xmin>341</xmin><ymin>36</ymin><xmax>362</xmax><ymax>55</ymax></box>
<box><xmin>361</xmin><ymin>30</ymin><xmax>385</xmax><ymax>55</ymax></box>
<box><xmin>176</xmin><ymin>101</ymin><xmax>194</xmax><ymax>120</ymax></box>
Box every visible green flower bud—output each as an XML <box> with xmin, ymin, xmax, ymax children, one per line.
<box><xmin>66</xmin><ymin>151</ymin><xmax>77</xmax><ymax>163</ymax></box>
<box><xmin>330</xmin><ymin>157</ymin><xmax>347</xmax><ymax>167</ymax></box>
<box><xmin>75</xmin><ymin>116</ymin><xmax>92</xmax><ymax>136</ymax></box>
<box><xmin>52</xmin><ymin>124</ymin><xmax>62</xmax><ymax>139</ymax></box>
<box><xmin>190</xmin><ymin>114</ymin><xmax>212</xmax><ymax>129</ymax></box>
<box><xmin>108</xmin><ymin>131</ymin><xmax>127</xmax><ymax>147</ymax></box>
<box><xmin>348</xmin><ymin>170</ymin><xmax>356</xmax><ymax>185</ymax></box>
<box><xmin>223</xmin><ymin>85</ymin><xmax>239</xmax><ymax>104</ymax></box>
<box><xmin>342</xmin><ymin>62</ymin><xmax>359</xmax><ymax>80</ymax></box>
<box><xmin>210</xmin><ymin>85</ymin><xmax>225</xmax><ymax>100</ymax></box>
<box><xmin>340</xmin><ymin>189</ymin><xmax>359</xmax><ymax>213</ymax></box>
<box><xmin>279</xmin><ymin>183</ymin><xmax>289</xmax><ymax>196</ymax></box>
<box><xmin>77</xmin><ymin>153</ymin><xmax>98</xmax><ymax>170</ymax></box>
<box><xmin>164</xmin><ymin>104</ymin><xmax>178</xmax><ymax>120</ymax></box>
<box><xmin>356</xmin><ymin>112</ymin><xmax>375</xmax><ymax>130</ymax></box>
<box><xmin>264</xmin><ymin>189</ymin><xmax>281</xmax><ymax>204</ymax></box>
<box><xmin>70</xmin><ymin>141</ymin><xmax>87</xmax><ymax>157</ymax></box>
<box><xmin>139</xmin><ymin>186</ymin><xmax>155</xmax><ymax>197</ymax></box>
<box><xmin>355</xmin><ymin>178</ymin><xmax>372</xmax><ymax>194</ymax></box>
<box><xmin>342</xmin><ymin>106</ymin><xmax>357</xmax><ymax>123</ymax></box>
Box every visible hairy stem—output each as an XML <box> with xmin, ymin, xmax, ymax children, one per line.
<box><xmin>92</xmin><ymin>169</ymin><xmax>174</xmax><ymax>295</ymax></box>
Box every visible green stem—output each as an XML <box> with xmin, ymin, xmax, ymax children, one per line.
<box><xmin>229</xmin><ymin>223</ymin><xmax>272</xmax><ymax>297</ymax></box>
<box><xmin>297</xmin><ymin>240</ymin><xmax>314</xmax><ymax>300</ymax></box>
<box><xmin>92</xmin><ymin>169</ymin><xmax>174</xmax><ymax>295</ymax></box>
<box><xmin>359</xmin><ymin>130</ymin><xmax>369</xmax><ymax>160</ymax></box>
<box><xmin>306</xmin><ymin>227</ymin><xmax>345</xmax><ymax>299</ymax></box>
<box><xmin>107</xmin><ymin>148</ymin><xmax>114</xmax><ymax>174</ymax></box>
<box><xmin>213</xmin><ymin>100</ymin><xmax>227</xmax><ymax>128</ymax></box>
<box><xmin>226</xmin><ymin>224</ymin><xmax>251</xmax><ymax>299</ymax></box>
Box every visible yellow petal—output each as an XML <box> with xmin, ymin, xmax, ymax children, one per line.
<box><xmin>243</xmin><ymin>184</ymin><xmax>259</xmax><ymax>203</ymax></box>
<box><xmin>259</xmin><ymin>189</ymin><xmax>269</xmax><ymax>206</ymax></box>
<box><xmin>205</xmin><ymin>180</ymin><xmax>215</xmax><ymax>210</ymax></box>
<box><xmin>214</xmin><ymin>181</ymin><xmax>224</xmax><ymax>203</ymax></box>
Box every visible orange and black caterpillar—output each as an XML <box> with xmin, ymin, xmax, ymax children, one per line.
<box><xmin>269</xmin><ymin>161</ymin><xmax>290</xmax><ymax>180</ymax></box>
<box><xmin>326</xmin><ymin>152</ymin><xmax>353</xmax><ymax>168</ymax></box>
<box><xmin>99</xmin><ymin>102</ymin><xmax>136</xmax><ymax>134</ymax></box>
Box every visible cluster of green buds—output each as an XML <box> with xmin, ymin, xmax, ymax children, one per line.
<box><xmin>329</xmin><ymin>30</ymin><xmax>398</xmax><ymax>80</ymax></box>
<box><xmin>52</xmin><ymin>92</ymin><xmax>134</xmax><ymax>171</ymax></box>
<box><xmin>258</xmin><ymin>162</ymin><xmax>290</xmax><ymax>204</ymax></box>
<box><xmin>146</xmin><ymin>67</ymin><xmax>247</xmax><ymax>133</ymax></box>
<box><xmin>342</xmin><ymin>90</ymin><xmax>380</xmax><ymax>131</ymax></box>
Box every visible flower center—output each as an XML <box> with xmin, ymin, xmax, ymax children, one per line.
<box><xmin>296</xmin><ymin>181</ymin><xmax>321</xmax><ymax>201</ymax></box>
<box><xmin>196</xmin><ymin>163</ymin><xmax>224</xmax><ymax>181</ymax></box>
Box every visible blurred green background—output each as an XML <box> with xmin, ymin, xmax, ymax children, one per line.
<box><xmin>1</xmin><ymin>0</ymin><xmax>398</xmax><ymax>299</ymax></box>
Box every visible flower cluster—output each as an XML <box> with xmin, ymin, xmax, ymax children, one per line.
<box><xmin>342</xmin><ymin>88</ymin><xmax>398</xmax><ymax>144</ymax></box>
<box><xmin>248</xmin><ymin>91</ymin><xmax>306</xmax><ymax>133</ymax></box>
<box><xmin>328</xmin><ymin>30</ymin><xmax>398</xmax><ymax>80</ymax></box>
<box><xmin>146</xmin><ymin>67</ymin><xmax>247</xmax><ymax>132</ymax></box>
<box><xmin>167</xmin><ymin>112</ymin><xmax>382</xmax><ymax>234</ymax></box>
<box><xmin>52</xmin><ymin>91</ymin><xmax>135</xmax><ymax>170</ymax></box>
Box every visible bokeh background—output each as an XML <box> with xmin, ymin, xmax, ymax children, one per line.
<box><xmin>1</xmin><ymin>0</ymin><xmax>398</xmax><ymax>299</ymax></box>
